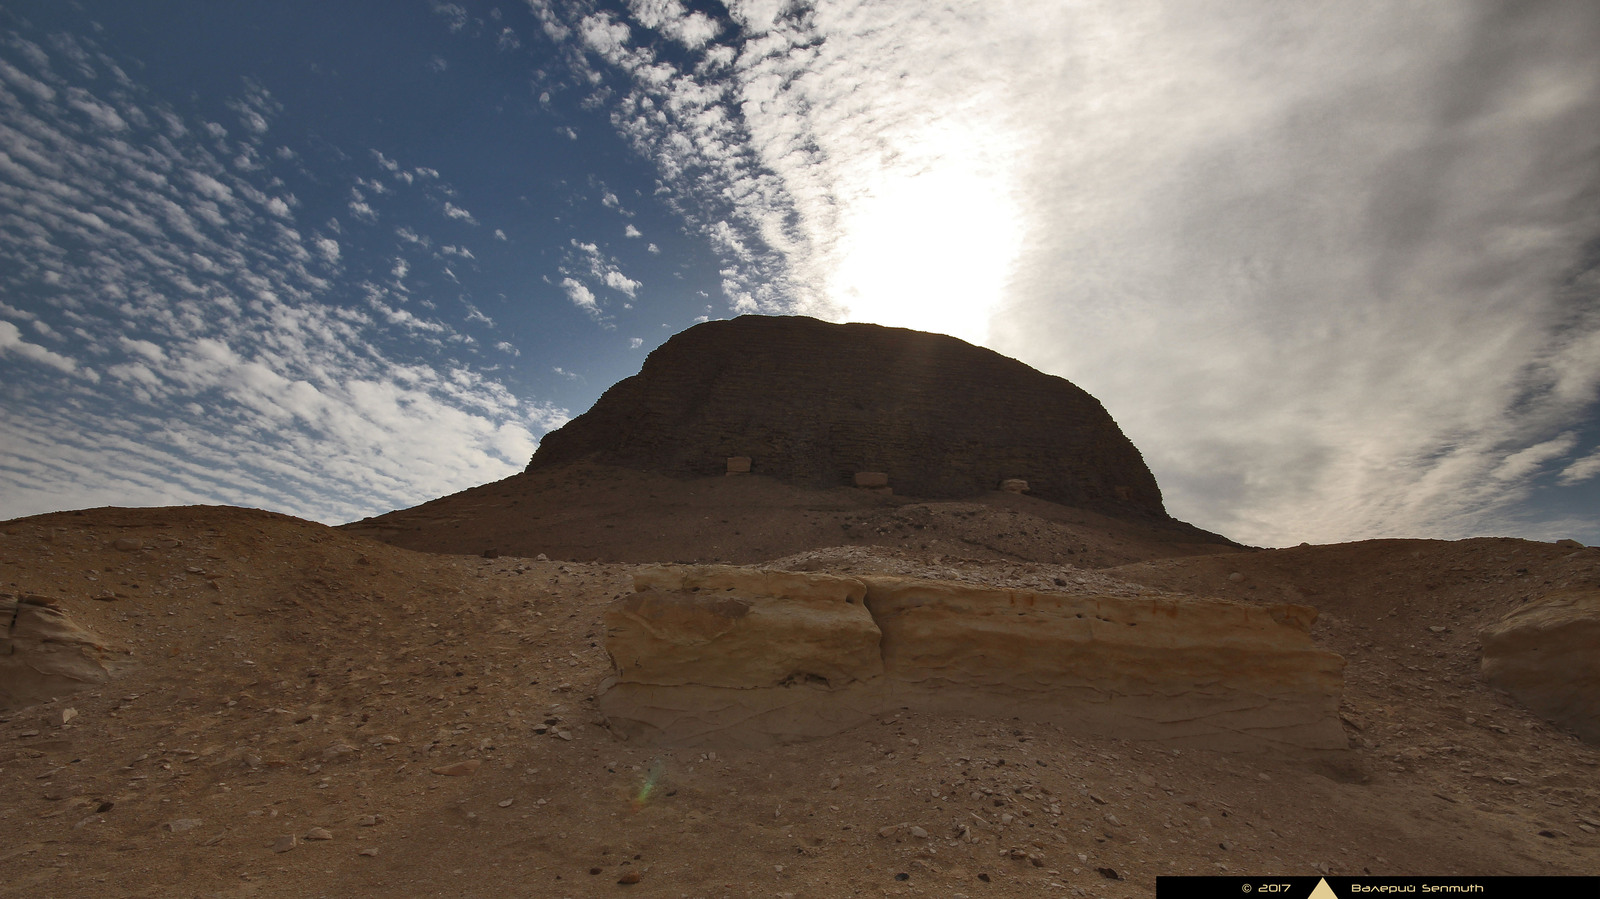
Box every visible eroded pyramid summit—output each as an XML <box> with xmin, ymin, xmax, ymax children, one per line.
<box><xmin>529</xmin><ymin>315</ymin><xmax>1168</xmax><ymax>519</ymax></box>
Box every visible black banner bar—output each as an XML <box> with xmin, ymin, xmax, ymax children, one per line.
<box><xmin>1157</xmin><ymin>876</ymin><xmax>1598</xmax><ymax>899</ymax></box>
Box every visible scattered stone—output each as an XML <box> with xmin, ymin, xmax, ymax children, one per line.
<box><xmin>272</xmin><ymin>835</ymin><xmax>297</xmax><ymax>853</ymax></box>
<box><xmin>303</xmin><ymin>827</ymin><xmax>333</xmax><ymax>841</ymax></box>
<box><xmin>999</xmin><ymin>479</ymin><xmax>1029</xmax><ymax>494</ymax></box>
<box><xmin>908</xmin><ymin>825</ymin><xmax>929</xmax><ymax>839</ymax></box>
<box><xmin>726</xmin><ymin>456</ymin><xmax>752</xmax><ymax>475</ymax></box>
<box><xmin>359</xmin><ymin>847</ymin><xmax>380</xmax><ymax>857</ymax></box>
<box><xmin>431</xmin><ymin>759</ymin><xmax>482</xmax><ymax>777</ymax></box>
<box><xmin>1228</xmin><ymin>572</ymin><xmax>1245</xmax><ymax>583</ymax></box>
<box><xmin>357</xmin><ymin>815</ymin><xmax>382</xmax><ymax>827</ymax></box>
<box><xmin>111</xmin><ymin>538</ymin><xmax>143</xmax><ymax>552</ymax></box>
<box><xmin>44</xmin><ymin>708</ymin><xmax>77</xmax><ymax>728</ymax></box>
<box><xmin>163</xmin><ymin>818</ymin><xmax>203</xmax><ymax>834</ymax></box>
<box><xmin>322</xmin><ymin>742</ymin><xmax>358</xmax><ymax>760</ymax></box>
<box><xmin>618</xmin><ymin>870</ymin><xmax>641</xmax><ymax>885</ymax></box>
<box><xmin>498</xmin><ymin>798</ymin><xmax>514</xmax><ymax>808</ymax></box>
<box><xmin>1097</xmin><ymin>867</ymin><xmax>1121</xmax><ymax>880</ymax></box>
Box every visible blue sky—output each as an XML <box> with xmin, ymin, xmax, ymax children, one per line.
<box><xmin>2</xmin><ymin>1</ymin><xmax>1598</xmax><ymax>548</ymax></box>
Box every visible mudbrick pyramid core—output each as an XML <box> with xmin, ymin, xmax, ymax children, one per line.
<box><xmin>529</xmin><ymin>315</ymin><xmax>1166</xmax><ymax>518</ymax></box>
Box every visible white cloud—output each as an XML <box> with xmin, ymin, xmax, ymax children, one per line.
<box><xmin>629</xmin><ymin>337</ymin><xmax>643</xmax><ymax>349</ymax></box>
<box><xmin>0</xmin><ymin>320</ymin><xmax>78</xmax><ymax>374</ymax></box>
<box><xmin>443</xmin><ymin>202</ymin><xmax>478</xmax><ymax>225</ymax></box>
<box><xmin>561</xmin><ymin>278</ymin><xmax>599</xmax><ymax>316</ymax></box>
<box><xmin>565</xmin><ymin>238</ymin><xmax>641</xmax><ymax>299</ymax></box>
<box><xmin>315</xmin><ymin>237</ymin><xmax>341</xmax><ymax>263</ymax></box>
<box><xmin>602</xmin><ymin>270</ymin><xmax>640</xmax><ymax>298</ymax></box>
<box><xmin>629</xmin><ymin>0</ymin><xmax>721</xmax><ymax>49</ymax></box>
<box><xmin>625</xmin><ymin>224</ymin><xmax>642</xmax><ymax>238</ymax></box>
<box><xmin>1559</xmin><ymin>451</ymin><xmax>1600</xmax><ymax>486</ymax></box>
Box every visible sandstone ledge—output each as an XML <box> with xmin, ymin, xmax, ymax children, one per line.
<box><xmin>598</xmin><ymin>565</ymin><xmax>1346</xmax><ymax>753</ymax></box>
<box><xmin>1481</xmin><ymin>588</ymin><xmax>1600</xmax><ymax>744</ymax></box>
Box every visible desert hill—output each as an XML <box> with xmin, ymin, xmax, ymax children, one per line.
<box><xmin>2</xmin><ymin>506</ymin><xmax>1598</xmax><ymax>899</ymax></box>
<box><xmin>341</xmin><ymin>461</ymin><xmax>1235</xmax><ymax>568</ymax></box>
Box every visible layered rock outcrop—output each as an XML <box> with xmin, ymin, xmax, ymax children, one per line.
<box><xmin>1</xmin><ymin>594</ymin><xmax>122</xmax><ymax>708</ymax></box>
<box><xmin>529</xmin><ymin>316</ymin><xmax>1167</xmax><ymax>518</ymax></box>
<box><xmin>1480</xmin><ymin>589</ymin><xmax>1600</xmax><ymax>744</ymax></box>
<box><xmin>598</xmin><ymin>565</ymin><xmax>1347</xmax><ymax>753</ymax></box>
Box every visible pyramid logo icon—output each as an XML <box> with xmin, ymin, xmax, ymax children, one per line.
<box><xmin>1309</xmin><ymin>878</ymin><xmax>1340</xmax><ymax>899</ymax></box>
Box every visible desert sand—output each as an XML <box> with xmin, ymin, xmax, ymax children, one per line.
<box><xmin>3</xmin><ymin>468</ymin><xmax>1599</xmax><ymax>898</ymax></box>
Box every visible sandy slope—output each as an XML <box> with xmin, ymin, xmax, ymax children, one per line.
<box><xmin>1</xmin><ymin>497</ymin><xmax>1598</xmax><ymax>898</ymax></box>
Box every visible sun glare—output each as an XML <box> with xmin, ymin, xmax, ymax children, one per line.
<box><xmin>826</xmin><ymin>153</ymin><xmax>1023</xmax><ymax>347</ymax></box>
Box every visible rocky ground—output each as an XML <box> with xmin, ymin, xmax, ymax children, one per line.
<box><xmin>2</xmin><ymin>485</ymin><xmax>1599</xmax><ymax>898</ymax></box>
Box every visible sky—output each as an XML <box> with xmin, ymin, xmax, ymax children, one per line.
<box><xmin>1</xmin><ymin>1</ymin><xmax>1598</xmax><ymax>548</ymax></box>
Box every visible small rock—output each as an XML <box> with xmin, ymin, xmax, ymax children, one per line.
<box><xmin>112</xmin><ymin>538</ymin><xmax>143</xmax><ymax>552</ymax></box>
<box><xmin>43</xmin><ymin>708</ymin><xmax>77</xmax><ymax>728</ymax></box>
<box><xmin>498</xmin><ymin>798</ymin><xmax>514</xmax><ymax>808</ymax></box>
<box><xmin>1227</xmin><ymin>572</ymin><xmax>1244</xmax><ymax>583</ymax></box>
<box><xmin>303</xmin><ymin>827</ymin><xmax>333</xmax><ymax>841</ymax></box>
<box><xmin>272</xmin><ymin>835</ymin><xmax>297</xmax><ymax>853</ymax></box>
<box><xmin>359</xmin><ymin>847</ymin><xmax>380</xmax><ymax>857</ymax></box>
<box><xmin>536</xmin><ymin>553</ymin><xmax>549</xmax><ymax>562</ymax></box>
<box><xmin>908</xmin><ymin>826</ymin><xmax>928</xmax><ymax>839</ymax></box>
<box><xmin>164</xmin><ymin>818</ymin><xmax>203</xmax><ymax>834</ymax></box>
<box><xmin>1096</xmin><ymin>867</ymin><xmax>1121</xmax><ymax>880</ymax></box>
<box><xmin>322</xmin><ymin>743</ymin><xmax>358</xmax><ymax>760</ymax></box>
<box><xmin>431</xmin><ymin>759</ymin><xmax>482</xmax><ymax>777</ymax></box>
<box><xmin>357</xmin><ymin>815</ymin><xmax>382</xmax><ymax>827</ymax></box>
<box><xmin>369</xmin><ymin>735</ymin><xmax>402</xmax><ymax>746</ymax></box>
<box><xmin>1428</xmin><ymin>626</ymin><xmax>1447</xmax><ymax>634</ymax></box>
<box><xmin>878</xmin><ymin>825</ymin><xmax>900</xmax><ymax>839</ymax></box>
<box><xmin>618</xmin><ymin>870</ymin><xmax>641</xmax><ymax>885</ymax></box>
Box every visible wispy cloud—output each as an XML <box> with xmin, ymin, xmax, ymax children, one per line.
<box><xmin>0</xmin><ymin>27</ymin><xmax>564</xmax><ymax>523</ymax></box>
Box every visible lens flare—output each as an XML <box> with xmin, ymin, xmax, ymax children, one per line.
<box><xmin>631</xmin><ymin>759</ymin><xmax>665</xmax><ymax>811</ymax></box>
